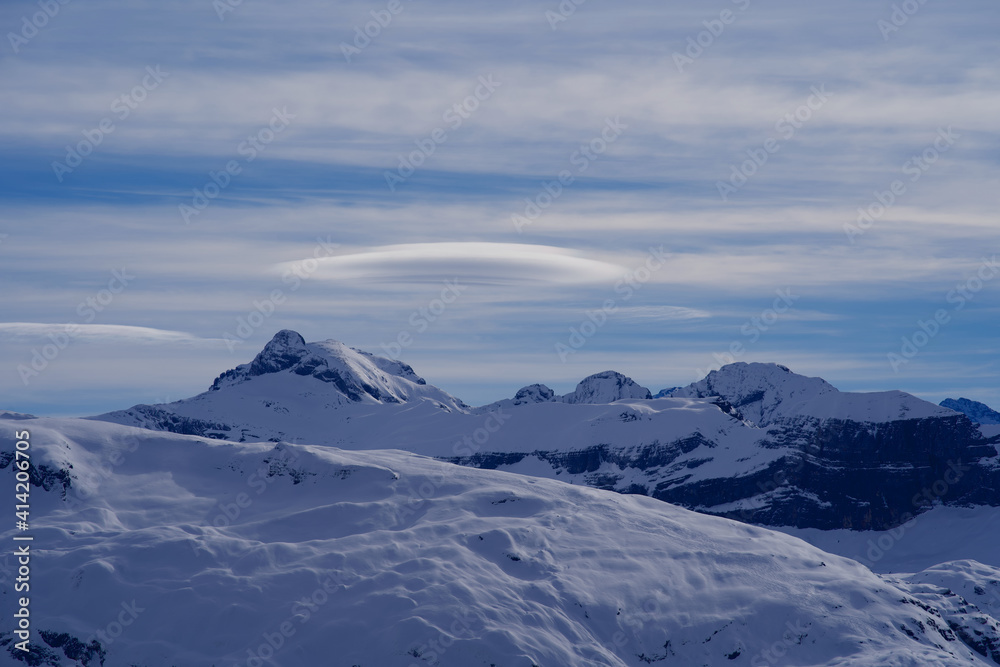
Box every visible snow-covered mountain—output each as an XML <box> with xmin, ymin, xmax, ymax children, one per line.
<box><xmin>3</xmin><ymin>418</ymin><xmax>1000</xmax><ymax>667</ymax></box>
<box><xmin>97</xmin><ymin>330</ymin><xmax>467</xmax><ymax>442</ymax></box>
<box><xmin>92</xmin><ymin>331</ymin><xmax>1000</xmax><ymax>531</ymax></box>
<box><xmin>672</xmin><ymin>362</ymin><xmax>953</xmax><ymax>425</ymax></box>
<box><xmin>943</xmin><ymin>397</ymin><xmax>1000</xmax><ymax>425</ymax></box>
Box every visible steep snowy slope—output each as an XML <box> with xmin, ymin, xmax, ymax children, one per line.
<box><xmin>943</xmin><ymin>398</ymin><xmax>1000</xmax><ymax>425</ymax></box>
<box><xmin>2</xmin><ymin>418</ymin><xmax>1000</xmax><ymax>667</ymax></box>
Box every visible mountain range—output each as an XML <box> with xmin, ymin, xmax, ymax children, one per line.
<box><xmin>95</xmin><ymin>330</ymin><xmax>1000</xmax><ymax>531</ymax></box>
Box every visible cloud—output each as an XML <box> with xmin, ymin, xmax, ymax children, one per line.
<box><xmin>615</xmin><ymin>306</ymin><xmax>711</xmax><ymax>321</ymax></box>
<box><xmin>272</xmin><ymin>242</ymin><xmax>628</xmax><ymax>286</ymax></box>
<box><xmin>0</xmin><ymin>323</ymin><xmax>220</xmax><ymax>345</ymax></box>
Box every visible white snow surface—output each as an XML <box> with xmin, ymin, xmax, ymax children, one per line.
<box><xmin>2</xmin><ymin>418</ymin><xmax>999</xmax><ymax>666</ymax></box>
<box><xmin>775</xmin><ymin>505</ymin><xmax>1000</xmax><ymax>574</ymax></box>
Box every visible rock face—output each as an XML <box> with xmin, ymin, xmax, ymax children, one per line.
<box><xmin>942</xmin><ymin>397</ymin><xmax>1000</xmax><ymax>425</ymax></box>
<box><xmin>511</xmin><ymin>383</ymin><xmax>556</xmax><ymax>405</ymax></box>
<box><xmin>90</xmin><ymin>334</ymin><xmax>1000</xmax><ymax>532</ymax></box>
<box><xmin>652</xmin><ymin>363</ymin><xmax>999</xmax><ymax>529</ymax></box>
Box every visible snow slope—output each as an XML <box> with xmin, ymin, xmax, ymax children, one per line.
<box><xmin>2</xmin><ymin>418</ymin><xmax>1000</xmax><ymax>667</ymax></box>
<box><xmin>776</xmin><ymin>505</ymin><xmax>1000</xmax><ymax>574</ymax></box>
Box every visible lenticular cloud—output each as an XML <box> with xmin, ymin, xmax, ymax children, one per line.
<box><xmin>272</xmin><ymin>242</ymin><xmax>628</xmax><ymax>286</ymax></box>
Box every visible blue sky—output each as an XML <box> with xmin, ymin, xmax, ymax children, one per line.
<box><xmin>0</xmin><ymin>0</ymin><xmax>997</xmax><ymax>415</ymax></box>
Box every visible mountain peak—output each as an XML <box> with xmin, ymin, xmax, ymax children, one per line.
<box><xmin>674</xmin><ymin>362</ymin><xmax>952</xmax><ymax>426</ymax></box>
<box><xmin>672</xmin><ymin>362</ymin><xmax>834</xmax><ymax>425</ymax></box>
<box><xmin>513</xmin><ymin>384</ymin><xmax>556</xmax><ymax>405</ymax></box>
<box><xmin>563</xmin><ymin>370</ymin><xmax>651</xmax><ymax>404</ymax></box>
<box><xmin>246</xmin><ymin>329</ymin><xmax>310</xmax><ymax>377</ymax></box>
<box><xmin>266</xmin><ymin>329</ymin><xmax>307</xmax><ymax>350</ymax></box>
<box><xmin>201</xmin><ymin>331</ymin><xmax>465</xmax><ymax>411</ymax></box>
<box><xmin>941</xmin><ymin>397</ymin><xmax>1000</xmax><ymax>425</ymax></box>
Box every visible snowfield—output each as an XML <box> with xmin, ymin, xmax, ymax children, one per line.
<box><xmin>2</xmin><ymin>417</ymin><xmax>1000</xmax><ymax>667</ymax></box>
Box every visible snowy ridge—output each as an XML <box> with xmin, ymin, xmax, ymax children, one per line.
<box><xmin>672</xmin><ymin>362</ymin><xmax>954</xmax><ymax>425</ymax></box>
<box><xmin>2</xmin><ymin>418</ymin><xmax>1000</xmax><ymax>667</ymax></box>
<box><xmin>942</xmin><ymin>398</ymin><xmax>1000</xmax><ymax>425</ymax></box>
<box><xmin>0</xmin><ymin>410</ymin><xmax>35</xmax><ymax>421</ymax></box>
<box><xmin>474</xmin><ymin>371</ymin><xmax>651</xmax><ymax>414</ymax></box>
